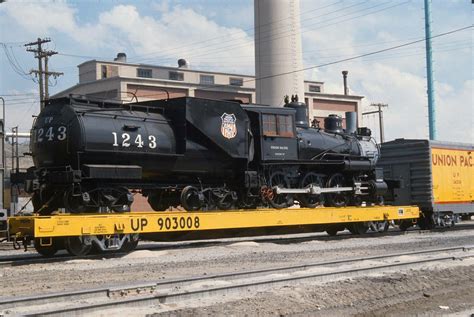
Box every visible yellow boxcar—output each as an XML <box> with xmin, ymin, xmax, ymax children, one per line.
<box><xmin>378</xmin><ymin>139</ymin><xmax>473</xmax><ymax>215</ymax></box>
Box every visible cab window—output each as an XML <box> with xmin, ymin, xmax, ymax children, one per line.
<box><xmin>262</xmin><ymin>114</ymin><xmax>294</xmax><ymax>138</ymax></box>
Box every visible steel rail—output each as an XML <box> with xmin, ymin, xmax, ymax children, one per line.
<box><xmin>0</xmin><ymin>245</ymin><xmax>472</xmax><ymax>316</ymax></box>
<box><xmin>1</xmin><ymin>223</ymin><xmax>474</xmax><ymax>267</ymax></box>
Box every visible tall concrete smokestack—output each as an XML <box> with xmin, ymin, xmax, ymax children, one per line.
<box><xmin>342</xmin><ymin>70</ymin><xmax>349</xmax><ymax>95</ymax></box>
<box><xmin>254</xmin><ymin>0</ymin><xmax>305</xmax><ymax>106</ymax></box>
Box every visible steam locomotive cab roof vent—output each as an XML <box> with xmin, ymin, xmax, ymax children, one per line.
<box><xmin>324</xmin><ymin>114</ymin><xmax>343</xmax><ymax>133</ymax></box>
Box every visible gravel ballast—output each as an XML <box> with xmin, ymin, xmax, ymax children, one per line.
<box><xmin>1</xmin><ymin>228</ymin><xmax>473</xmax><ymax>315</ymax></box>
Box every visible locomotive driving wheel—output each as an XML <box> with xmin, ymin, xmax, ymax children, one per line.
<box><xmin>299</xmin><ymin>172</ymin><xmax>325</xmax><ymax>208</ymax></box>
<box><xmin>148</xmin><ymin>190</ymin><xmax>180</xmax><ymax>211</ymax></box>
<box><xmin>325</xmin><ymin>173</ymin><xmax>350</xmax><ymax>207</ymax></box>
<box><xmin>267</xmin><ymin>171</ymin><xmax>292</xmax><ymax>209</ymax></box>
<box><xmin>63</xmin><ymin>188</ymin><xmax>88</xmax><ymax>213</ymax></box>
<box><xmin>180</xmin><ymin>186</ymin><xmax>204</xmax><ymax>211</ymax></box>
<box><xmin>106</xmin><ymin>187</ymin><xmax>133</xmax><ymax>212</ymax></box>
<box><xmin>148</xmin><ymin>193</ymin><xmax>168</xmax><ymax>211</ymax></box>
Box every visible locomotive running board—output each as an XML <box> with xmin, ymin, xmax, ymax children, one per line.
<box><xmin>8</xmin><ymin>206</ymin><xmax>419</xmax><ymax>239</ymax></box>
<box><xmin>275</xmin><ymin>184</ymin><xmax>367</xmax><ymax>195</ymax></box>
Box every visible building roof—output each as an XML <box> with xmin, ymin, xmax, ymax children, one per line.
<box><xmin>77</xmin><ymin>59</ymin><xmax>325</xmax><ymax>85</ymax></box>
<box><xmin>307</xmin><ymin>92</ymin><xmax>364</xmax><ymax>100</ymax></box>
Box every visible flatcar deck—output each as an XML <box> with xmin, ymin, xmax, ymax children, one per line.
<box><xmin>9</xmin><ymin>206</ymin><xmax>419</xmax><ymax>238</ymax></box>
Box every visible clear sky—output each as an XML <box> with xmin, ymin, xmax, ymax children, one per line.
<box><xmin>0</xmin><ymin>0</ymin><xmax>472</xmax><ymax>143</ymax></box>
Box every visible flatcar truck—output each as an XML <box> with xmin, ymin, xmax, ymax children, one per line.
<box><xmin>378</xmin><ymin>139</ymin><xmax>473</xmax><ymax>229</ymax></box>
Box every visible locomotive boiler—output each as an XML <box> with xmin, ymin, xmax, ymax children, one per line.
<box><xmin>26</xmin><ymin>96</ymin><xmax>387</xmax><ymax>214</ymax></box>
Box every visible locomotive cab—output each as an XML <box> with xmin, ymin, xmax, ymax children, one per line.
<box><xmin>243</xmin><ymin>105</ymin><xmax>298</xmax><ymax>162</ymax></box>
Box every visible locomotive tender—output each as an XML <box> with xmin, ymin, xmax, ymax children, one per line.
<box><xmin>26</xmin><ymin>96</ymin><xmax>387</xmax><ymax>214</ymax></box>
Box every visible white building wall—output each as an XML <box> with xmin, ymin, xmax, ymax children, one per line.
<box><xmin>78</xmin><ymin>62</ymin><xmax>99</xmax><ymax>83</ymax></box>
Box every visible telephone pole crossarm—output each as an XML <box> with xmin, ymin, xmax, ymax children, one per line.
<box><xmin>24</xmin><ymin>38</ymin><xmax>62</xmax><ymax>109</ymax></box>
<box><xmin>361</xmin><ymin>103</ymin><xmax>388</xmax><ymax>144</ymax></box>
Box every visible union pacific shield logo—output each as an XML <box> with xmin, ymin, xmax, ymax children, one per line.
<box><xmin>221</xmin><ymin>113</ymin><xmax>237</xmax><ymax>139</ymax></box>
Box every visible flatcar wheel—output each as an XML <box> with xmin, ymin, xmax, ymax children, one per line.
<box><xmin>268</xmin><ymin>172</ymin><xmax>292</xmax><ymax>209</ymax></box>
<box><xmin>399</xmin><ymin>220</ymin><xmax>413</xmax><ymax>231</ymax></box>
<box><xmin>34</xmin><ymin>238</ymin><xmax>58</xmax><ymax>257</ymax></box>
<box><xmin>325</xmin><ymin>173</ymin><xmax>350</xmax><ymax>207</ymax></box>
<box><xmin>348</xmin><ymin>222</ymin><xmax>369</xmax><ymax>235</ymax></box>
<box><xmin>180</xmin><ymin>186</ymin><xmax>203</xmax><ymax>211</ymax></box>
<box><xmin>326</xmin><ymin>227</ymin><xmax>339</xmax><ymax>236</ymax></box>
<box><xmin>120</xmin><ymin>234</ymin><xmax>139</xmax><ymax>253</ymax></box>
<box><xmin>299</xmin><ymin>172</ymin><xmax>325</xmax><ymax>208</ymax></box>
<box><xmin>65</xmin><ymin>236</ymin><xmax>92</xmax><ymax>256</ymax></box>
<box><xmin>372</xmin><ymin>221</ymin><xmax>389</xmax><ymax>232</ymax></box>
<box><xmin>417</xmin><ymin>213</ymin><xmax>435</xmax><ymax>230</ymax></box>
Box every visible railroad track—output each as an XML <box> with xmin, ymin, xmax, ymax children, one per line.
<box><xmin>1</xmin><ymin>245</ymin><xmax>473</xmax><ymax>316</ymax></box>
<box><xmin>1</xmin><ymin>222</ymin><xmax>474</xmax><ymax>267</ymax></box>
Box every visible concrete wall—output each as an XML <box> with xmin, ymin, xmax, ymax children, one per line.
<box><xmin>255</xmin><ymin>0</ymin><xmax>305</xmax><ymax>106</ymax></box>
<box><xmin>54</xmin><ymin>78</ymin><xmax>122</xmax><ymax>99</ymax></box>
<box><xmin>312</xmin><ymin>99</ymin><xmax>357</xmax><ymax>113</ymax></box>
<box><xmin>94</xmin><ymin>62</ymin><xmax>255</xmax><ymax>89</ymax></box>
<box><xmin>195</xmin><ymin>90</ymin><xmax>252</xmax><ymax>103</ymax></box>
<box><xmin>79</xmin><ymin>62</ymin><xmax>99</xmax><ymax>83</ymax></box>
<box><xmin>306</xmin><ymin>96</ymin><xmax>361</xmax><ymax>128</ymax></box>
<box><xmin>128</xmin><ymin>84</ymin><xmax>188</xmax><ymax>100</ymax></box>
<box><xmin>66</xmin><ymin>61</ymin><xmax>364</xmax><ymax>127</ymax></box>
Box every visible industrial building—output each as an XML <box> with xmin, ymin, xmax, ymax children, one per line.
<box><xmin>53</xmin><ymin>53</ymin><xmax>363</xmax><ymax>127</ymax></box>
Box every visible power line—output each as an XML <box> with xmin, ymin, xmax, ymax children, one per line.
<box><xmin>127</xmin><ymin>0</ymin><xmax>347</xmax><ymax>63</ymax></box>
<box><xmin>136</xmin><ymin>1</ymin><xmax>390</xmax><ymax>64</ymax></box>
<box><xmin>184</xmin><ymin>1</ymin><xmax>409</xmax><ymax>64</ymax></box>
<box><xmin>54</xmin><ymin>1</ymin><xmax>408</xmax><ymax>68</ymax></box>
<box><xmin>245</xmin><ymin>25</ymin><xmax>473</xmax><ymax>87</ymax></box>
<box><xmin>132</xmin><ymin>25</ymin><xmax>471</xmax><ymax>99</ymax></box>
<box><xmin>0</xmin><ymin>93</ymin><xmax>38</xmax><ymax>96</ymax></box>
<box><xmin>52</xmin><ymin>1</ymin><xmax>346</xmax><ymax>63</ymax></box>
<box><xmin>0</xmin><ymin>97</ymin><xmax>38</xmax><ymax>102</ymax></box>
<box><xmin>1</xmin><ymin>44</ymin><xmax>33</xmax><ymax>81</ymax></box>
<box><xmin>54</xmin><ymin>37</ymin><xmax>470</xmax><ymax>68</ymax></box>
<box><xmin>138</xmin><ymin>1</ymin><xmax>407</xmax><ymax>67</ymax></box>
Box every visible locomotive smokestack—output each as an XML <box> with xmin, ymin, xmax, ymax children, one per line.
<box><xmin>342</xmin><ymin>70</ymin><xmax>348</xmax><ymax>95</ymax></box>
<box><xmin>345</xmin><ymin>112</ymin><xmax>357</xmax><ymax>134</ymax></box>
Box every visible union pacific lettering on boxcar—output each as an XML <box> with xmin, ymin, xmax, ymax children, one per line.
<box><xmin>431</xmin><ymin>148</ymin><xmax>474</xmax><ymax>204</ymax></box>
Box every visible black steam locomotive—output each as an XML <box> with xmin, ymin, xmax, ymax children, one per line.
<box><xmin>26</xmin><ymin>96</ymin><xmax>387</xmax><ymax>215</ymax></box>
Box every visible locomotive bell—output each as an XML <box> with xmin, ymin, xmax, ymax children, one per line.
<box><xmin>324</xmin><ymin>114</ymin><xmax>343</xmax><ymax>133</ymax></box>
<box><xmin>285</xmin><ymin>100</ymin><xmax>309</xmax><ymax>128</ymax></box>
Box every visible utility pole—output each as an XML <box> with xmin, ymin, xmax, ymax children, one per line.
<box><xmin>44</xmin><ymin>55</ymin><xmax>51</xmax><ymax>100</ymax></box>
<box><xmin>25</xmin><ymin>38</ymin><xmax>47</xmax><ymax>108</ymax></box>
<box><xmin>25</xmin><ymin>38</ymin><xmax>63</xmax><ymax>110</ymax></box>
<box><xmin>10</xmin><ymin>127</ymin><xmax>18</xmax><ymax>214</ymax></box>
<box><xmin>0</xmin><ymin>97</ymin><xmax>4</xmax><ymax>212</ymax></box>
<box><xmin>362</xmin><ymin>103</ymin><xmax>388</xmax><ymax>143</ymax></box>
<box><xmin>424</xmin><ymin>0</ymin><xmax>436</xmax><ymax>140</ymax></box>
